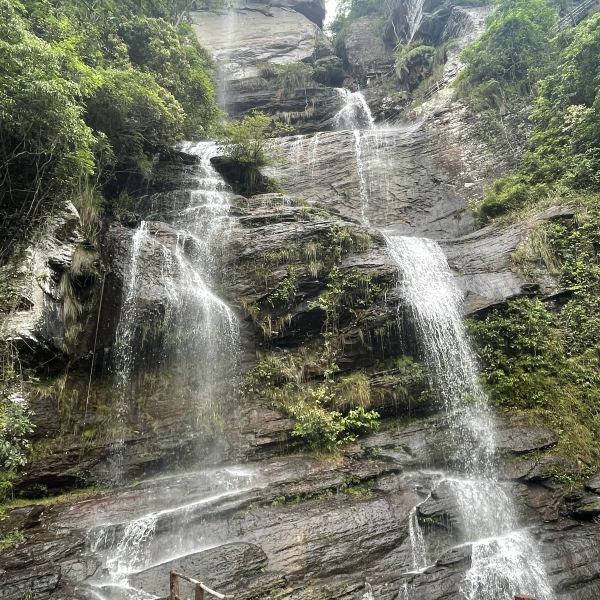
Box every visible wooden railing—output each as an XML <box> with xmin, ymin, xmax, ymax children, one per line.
<box><xmin>169</xmin><ymin>570</ymin><xmax>234</xmax><ymax>600</ymax></box>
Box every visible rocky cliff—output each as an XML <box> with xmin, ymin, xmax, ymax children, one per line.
<box><xmin>1</xmin><ymin>1</ymin><xmax>600</xmax><ymax>599</ymax></box>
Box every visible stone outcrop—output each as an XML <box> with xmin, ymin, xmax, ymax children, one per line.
<box><xmin>337</xmin><ymin>17</ymin><xmax>394</xmax><ymax>81</ymax></box>
<box><xmin>2</xmin><ymin>422</ymin><xmax>600</xmax><ymax>600</ymax></box>
<box><xmin>190</xmin><ymin>0</ymin><xmax>338</xmax><ymax>131</ymax></box>
<box><xmin>0</xmin><ymin>202</ymin><xmax>93</xmax><ymax>370</ymax></box>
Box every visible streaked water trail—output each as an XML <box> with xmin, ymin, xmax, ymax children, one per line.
<box><xmin>385</xmin><ymin>234</ymin><xmax>552</xmax><ymax>599</ymax></box>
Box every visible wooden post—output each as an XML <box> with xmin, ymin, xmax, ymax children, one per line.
<box><xmin>170</xmin><ymin>570</ymin><xmax>180</xmax><ymax>600</ymax></box>
<box><xmin>515</xmin><ymin>595</ymin><xmax>536</xmax><ymax>600</ymax></box>
<box><xmin>195</xmin><ymin>583</ymin><xmax>205</xmax><ymax>600</ymax></box>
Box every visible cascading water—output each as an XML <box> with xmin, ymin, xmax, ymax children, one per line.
<box><xmin>408</xmin><ymin>506</ymin><xmax>428</xmax><ymax>570</ymax></box>
<box><xmin>333</xmin><ymin>89</ymin><xmax>380</xmax><ymax>227</ymax></box>
<box><xmin>385</xmin><ymin>235</ymin><xmax>553</xmax><ymax>600</ymax></box>
<box><xmin>161</xmin><ymin>141</ymin><xmax>240</xmax><ymax>425</ymax></box>
<box><xmin>92</xmin><ymin>142</ymin><xmax>245</xmax><ymax>596</ymax></box>
<box><xmin>107</xmin><ymin>143</ymin><xmax>239</xmax><ymax>484</ymax></box>
<box><xmin>333</xmin><ymin>88</ymin><xmax>375</xmax><ymax>131</ymax></box>
<box><xmin>328</xmin><ymin>77</ymin><xmax>552</xmax><ymax>600</ymax></box>
<box><xmin>405</xmin><ymin>0</ymin><xmax>425</xmax><ymax>41</ymax></box>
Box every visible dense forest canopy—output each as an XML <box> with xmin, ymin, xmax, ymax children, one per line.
<box><xmin>0</xmin><ymin>0</ymin><xmax>218</xmax><ymax>251</ymax></box>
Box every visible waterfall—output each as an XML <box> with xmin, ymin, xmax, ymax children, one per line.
<box><xmin>408</xmin><ymin>506</ymin><xmax>428</xmax><ymax>570</ymax></box>
<box><xmin>104</xmin><ymin>515</ymin><xmax>158</xmax><ymax>582</ymax></box>
<box><xmin>108</xmin><ymin>142</ymin><xmax>239</xmax><ymax>483</ymax></box>
<box><xmin>333</xmin><ymin>88</ymin><xmax>379</xmax><ymax>227</ymax></box>
<box><xmin>109</xmin><ymin>222</ymin><xmax>149</xmax><ymax>485</ymax></box>
<box><xmin>333</xmin><ymin>89</ymin><xmax>375</xmax><ymax>130</ymax></box>
<box><xmin>386</xmin><ymin>236</ymin><xmax>495</xmax><ymax>472</ymax></box>
<box><xmin>162</xmin><ymin>141</ymin><xmax>240</xmax><ymax>423</ymax></box>
<box><xmin>354</xmin><ymin>130</ymin><xmax>371</xmax><ymax>226</ymax></box>
<box><xmin>385</xmin><ymin>235</ymin><xmax>553</xmax><ymax>600</ymax></box>
<box><xmin>405</xmin><ymin>0</ymin><xmax>425</xmax><ymax>41</ymax></box>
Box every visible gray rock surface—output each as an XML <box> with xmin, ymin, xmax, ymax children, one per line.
<box><xmin>338</xmin><ymin>17</ymin><xmax>394</xmax><ymax>81</ymax></box>
<box><xmin>190</xmin><ymin>0</ymin><xmax>334</xmax><ymax>128</ymax></box>
<box><xmin>0</xmin><ymin>202</ymin><xmax>88</xmax><ymax>367</ymax></box>
<box><xmin>3</xmin><ymin>434</ymin><xmax>600</xmax><ymax>600</ymax></box>
<box><xmin>191</xmin><ymin>4</ymin><xmax>323</xmax><ymax>81</ymax></box>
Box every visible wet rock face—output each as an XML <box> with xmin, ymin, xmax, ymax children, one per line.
<box><xmin>267</xmin><ymin>122</ymin><xmax>490</xmax><ymax>239</ymax></box>
<box><xmin>3</xmin><ymin>430</ymin><xmax>600</xmax><ymax>600</ymax></box>
<box><xmin>222</xmin><ymin>84</ymin><xmax>346</xmax><ymax>133</ymax></box>
<box><xmin>0</xmin><ymin>202</ymin><xmax>90</xmax><ymax>370</ymax></box>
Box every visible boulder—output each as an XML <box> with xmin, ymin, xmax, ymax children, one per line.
<box><xmin>586</xmin><ymin>472</ymin><xmax>600</xmax><ymax>494</ymax></box>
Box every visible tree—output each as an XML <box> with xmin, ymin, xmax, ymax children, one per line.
<box><xmin>460</xmin><ymin>0</ymin><xmax>555</xmax><ymax>89</ymax></box>
<box><xmin>0</xmin><ymin>0</ymin><xmax>95</xmax><ymax>225</ymax></box>
<box><xmin>525</xmin><ymin>12</ymin><xmax>600</xmax><ymax>188</ymax></box>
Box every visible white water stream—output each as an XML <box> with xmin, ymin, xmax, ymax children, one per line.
<box><xmin>109</xmin><ymin>222</ymin><xmax>149</xmax><ymax>485</ymax></box>
<box><xmin>386</xmin><ymin>236</ymin><xmax>553</xmax><ymax>600</ymax></box>
<box><xmin>331</xmin><ymin>89</ymin><xmax>553</xmax><ymax>598</ymax></box>
<box><xmin>95</xmin><ymin>143</ymin><xmax>245</xmax><ymax>594</ymax></box>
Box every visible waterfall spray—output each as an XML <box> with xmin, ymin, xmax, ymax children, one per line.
<box><xmin>109</xmin><ymin>222</ymin><xmax>149</xmax><ymax>485</ymax></box>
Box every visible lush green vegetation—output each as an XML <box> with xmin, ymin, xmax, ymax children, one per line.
<box><xmin>240</xmin><ymin>225</ymin><xmax>394</xmax><ymax>451</ymax></box>
<box><xmin>456</xmin><ymin>0</ymin><xmax>556</xmax><ymax>159</ymax></box>
<box><xmin>470</xmin><ymin>10</ymin><xmax>600</xmax><ymax>219</ymax></box>
<box><xmin>0</xmin><ymin>0</ymin><xmax>218</xmax><ymax>251</ymax></box>
<box><xmin>218</xmin><ymin>112</ymin><xmax>289</xmax><ymax>169</ymax></box>
<box><xmin>459</xmin><ymin>0</ymin><xmax>600</xmax><ymax>202</ymax></box>
<box><xmin>0</xmin><ymin>528</ymin><xmax>25</xmax><ymax>551</ymax></box>
<box><xmin>0</xmin><ymin>342</ymin><xmax>34</xmax><ymax>503</ymax></box>
<box><xmin>244</xmin><ymin>350</ymin><xmax>381</xmax><ymax>452</ymax></box>
<box><xmin>460</xmin><ymin>0</ymin><xmax>555</xmax><ymax>89</ymax></box>
<box><xmin>461</xmin><ymin>4</ymin><xmax>600</xmax><ymax>474</ymax></box>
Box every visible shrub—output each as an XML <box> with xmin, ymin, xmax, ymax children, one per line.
<box><xmin>476</xmin><ymin>175</ymin><xmax>550</xmax><ymax>221</ymax></box>
<box><xmin>218</xmin><ymin>112</ymin><xmax>276</xmax><ymax>168</ymax></box>
<box><xmin>460</xmin><ymin>0</ymin><xmax>555</xmax><ymax>88</ymax></box>
<box><xmin>394</xmin><ymin>44</ymin><xmax>435</xmax><ymax>78</ymax></box>
<box><xmin>469</xmin><ymin>199</ymin><xmax>600</xmax><ymax>468</ymax></box>
<box><xmin>277</xmin><ymin>62</ymin><xmax>314</xmax><ymax>94</ymax></box>
<box><xmin>86</xmin><ymin>67</ymin><xmax>184</xmax><ymax>179</ymax></box>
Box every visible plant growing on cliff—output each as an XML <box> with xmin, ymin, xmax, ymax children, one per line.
<box><xmin>218</xmin><ymin>112</ymin><xmax>291</xmax><ymax>168</ymax></box>
<box><xmin>276</xmin><ymin>62</ymin><xmax>314</xmax><ymax>95</ymax></box>
<box><xmin>0</xmin><ymin>0</ymin><xmax>218</xmax><ymax>255</ymax></box>
<box><xmin>456</xmin><ymin>0</ymin><xmax>556</xmax><ymax>157</ymax></box>
<box><xmin>471</xmin><ymin>12</ymin><xmax>600</xmax><ymax>221</ymax></box>
<box><xmin>286</xmin><ymin>387</ymin><xmax>380</xmax><ymax>451</ymax></box>
<box><xmin>469</xmin><ymin>200</ymin><xmax>600</xmax><ymax>469</ymax></box>
<box><xmin>244</xmin><ymin>349</ymin><xmax>380</xmax><ymax>452</ymax></box>
<box><xmin>459</xmin><ymin>0</ymin><xmax>555</xmax><ymax>89</ymax></box>
<box><xmin>0</xmin><ymin>528</ymin><xmax>25</xmax><ymax>551</ymax></box>
<box><xmin>394</xmin><ymin>43</ymin><xmax>436</xmax><ymax>78</ymax></box>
